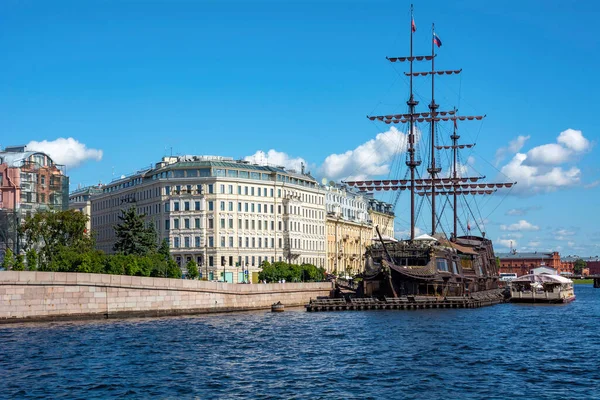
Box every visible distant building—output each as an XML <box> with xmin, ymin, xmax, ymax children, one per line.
<box><xmin>497</xmin><ymin>251</ymin><xmax>561</xmax><ymax>276</ymax></box>
<box><xmin>365</xmin><ymin>193</ymin><xmax>395</xmax><ymax>241</ymax></box>
<box><xmin>323</xmin><ymin>184</ymin><xmax>372</xmax><ymax>274</ymax></box>
<box><xmin>0</xmin><ymin>145</ymin><xmax>69</xmax><ymax>256</ymax></box>
<box><xmin>531</xmin><ymin>266</ymin><xmax>558</xmax><ymax>275</ymax></box>
<box><xmin>586</xmin><ymin>257</ymin><xmax>600</xmax><ymax>276</ymax></box>
<box><xmin>69</xmin><ymin>185</ymin><xmax>104</xmax><ymax>233</ymax></box>
<box><xmin>90</xmin><ymin>155</ymin><xmax>327</xmax><ymax>282</ymax></box>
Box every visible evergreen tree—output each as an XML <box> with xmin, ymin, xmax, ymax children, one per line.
<box><xmin>13</xmin><ymin>254</ymin><xmax>26</xmax><ymax>271</ymax></box>
<box><xmin>158</xmin><ymin>238</ymin><xmax>171</xmax><ymax>261</ymax></box>
<box><xmin>2</xmin><ymin>248</ymin><xmax>14</xmax><ymax>270</ymax></box>
<box><xmin>186</xmin><ymin>260</ymin><xmax>199</xmax><ymax>279</ymax></box>
<box><xmin>113</xmin><ymin>206</ymin><xmax>157</xmax><ymax>255</ymax></box>
<box><xmin>26</xmin><ymin>249</ymin><xmax>38</xmax><ymax>271</ymax></box>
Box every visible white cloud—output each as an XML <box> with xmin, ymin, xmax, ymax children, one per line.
<box><xmin>496</xmin><ymin>238</ymin><xmax>517</xmax><ymax>248</ymax></box>
<box><xmin>505</xmin><ymin>206</ymin><xmax>541</xmax><ymax>216</ymax></box>
<box><xmin>526</xmin><ymin>143</ymin><xmax>572</xmax><ymax>165</ymax></box>
<box><xmin>498</xmin><ymin>129</ymin><xmax>592</xmax><ymax>194</ymax></box>
<box><xmin>567</xmin><ymin>241</ymin><xmax>576</xmax><ymax>247</ymax></box>
<box><xmin>495</xmin><ymin>135</ymin><xmax>530</xmax><ymax>165</ymax></box>
<box><xmin>500</xmin><ymin>219</ymin><xmax>540</xmax><ymax>232</ymax></box>
<box><xmin>320</xmin><ymin>126</ymin><xmax>412</xmax><ymax>181</ymax></box>
<box><xmin>501</xmin><ymin>233</ymin><xmax>523</xmax><ymax>238</ymax></box>
<box><xmin>557</xmin><ymin>128</ymin><xmax>590</xmax><ymax>152</ymax></box>
<box><xmin>244</xmin><ymin>150</ymin><xmax>307</xmax><ymax>173</ymax></box>
<box><xmin>395</xmin><ymin>226</ymin><xmax>422</xmax><ymax>239</ymax></box>
<box><xmin>26</xmin><ymin>138</ymin><xmax>103</xmax><ymax>168</ymax></box>
<box><xmin>528</xmin><ymin>241</ymin><xmax>541</xmax><ymax>247</ymax></box>
<box><xmin>584</xmin><ymin>180</ymin><xmax>600</xmax><ymax>189</ymax></box>
<box><xmin>554</xmin><ymin>229</ymin><xmax>575</xmax><ymax>236</ymax></box>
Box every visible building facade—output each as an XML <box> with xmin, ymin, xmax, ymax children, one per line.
<box><xmin>0</xmin><ymin>145</ymin><xmax>69</xmax><ymax>256</ymax></box>
<box><xmin>90</xmin><ymin>156</ymin><xmax>327</xmax><ymax>282</ymax></box>
<box><xmin>366</xmin><ymin>194</ymin><xmax>395</xmax><ymax>241</ymax></box>
<box><xmin>497</xmin><ymin>251</ymin><xmax>562</xmax><ymax>276</ymax></box>
<box><xmin>323</xmin><ymin>184</ymin><xmax>372</xmax><ymax>274</ymax></box>
<box><xmin>69</xmin><ymin>185</ymin><xmax>104</xmax><ymax>233</ymax></box>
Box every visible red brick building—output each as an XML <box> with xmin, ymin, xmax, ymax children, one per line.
<box><xmin>497</xmin><ymin>251</ymin><xmax>562</xmax><ymax>276</ymax></box>
<box><xmin>588</xmin><ymin>259</ymin><xmax>600</xmax><ymax>275</ymax></box>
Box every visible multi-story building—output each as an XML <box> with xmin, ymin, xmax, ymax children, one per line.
<box><xmin>90</xmin><ymin>155</ymin><xmax>327</xmax><ymax>282</ymax></box>
<box><xmin>497</xmin><ymin>251</ymin><xmax>562</xmax><ymax>276</ymax></box>
<box><xmin>0</xmin><ymin>145</ymin><xmax>69</xmax><ymax>256</ymax></box>
<box><xmin>69</xmin><ymin>185</ymin><xmax>105</xmax><ymax>233</ymax></box>
<box><xmin>323</xmin><ymin>184</ymin><xmax>372</xmax><ymax>275</ymax></box>
<box><xmin>365</xmin><ymin>194</ymin><xmax>395</xmax><ymax>240</ymax></box>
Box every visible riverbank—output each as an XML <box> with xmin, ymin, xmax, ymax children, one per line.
<box><xmin>0</xmin><ymin>271</ymin><xmax>333</xmax><ymax>324</ymax></box>
<box><xmin>573</xmin><ymin>279</ymin><xmax>593</xmax><ymax>284</ymax></box>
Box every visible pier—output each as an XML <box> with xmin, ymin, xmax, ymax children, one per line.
<box><xmin>305</xmin><ymin>290</ymin><xmax>505</xmax><ymax>312</ymax></box>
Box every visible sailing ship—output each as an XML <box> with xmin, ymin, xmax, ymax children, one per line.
<box><xmin>344</xmin><ymin>6</ymin><xmax>516</xmax><ymax>300</ymax></box>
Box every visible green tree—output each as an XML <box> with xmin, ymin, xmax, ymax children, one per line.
<box><xmin>158</xmin><ymin>238</ymin><xmax>171</xmax><ymax>261</ymax></box>
<box><xmin>26</xmin><ymin>248</ymin><xmax>38</xmax><ymax>271</ymax></box>
<box><xmin>20</xmin><ymin>210</ymin><xmax>92</xmax><ymax>269</ymax></box>
<box><xmin>113</xmin><ymin>206</ymin><xmax>157</xmax><ymax>255</ymax></box>
<box><xmin>574</xmin><ymin>259</ymin><xmax>587</xmax><ymax>275</ymax></box>
<box><xmin>2</xmin><ymin>248</ymin><xmax>14</xmax><ymax>270</ymax></box>
<box><xmin>13</xmin><ymin>254</ymin><xmax>26</xmax><ymax>271</ymax></box>
<box><xmin>186</xmin><ymin>260</ymin><xmax>199</xmax><ymax>279</ymax></box>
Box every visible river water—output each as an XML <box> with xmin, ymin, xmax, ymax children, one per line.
<box><xmin>1</xmin><ymin>285</ymin><xmax>599</xmax><ymax>399</ymax></box>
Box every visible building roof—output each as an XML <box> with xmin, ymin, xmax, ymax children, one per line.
<box><xmin>496</xmin><ymin>252</ymin><xmax>555</xmax><ymax>260</ymax></box>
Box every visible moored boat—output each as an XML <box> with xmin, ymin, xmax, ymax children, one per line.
<box><xmin>509</xmin><ymin>274</ymin><xmax>575</xmax><ymax>304</ymax></box>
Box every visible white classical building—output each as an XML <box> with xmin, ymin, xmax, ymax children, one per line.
<box><xmin>90</xmin><ymin>156</ymin><xmax>327</xmax><ymax>282</ymax></box>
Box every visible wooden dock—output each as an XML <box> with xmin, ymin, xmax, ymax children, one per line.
<box><xmin>305</xmin><ymin>290</ymin><xmax>505</xmax><ymax>312</ymax></box>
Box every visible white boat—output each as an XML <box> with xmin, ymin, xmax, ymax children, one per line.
<box><xmin>509</xmin><ymin>273</ymin><xmax>575</xmax><ymax>303</ymax></box>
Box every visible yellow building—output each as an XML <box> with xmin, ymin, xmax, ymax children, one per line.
<box><xmin>326</xmin><ymin>214</ymin><xmax>372</xmax><ymax>275</ymax></box>
<box><xmin>367</xmin><ymin>198</ymin><xmax>395</xmax><ymax>240</ymax></box>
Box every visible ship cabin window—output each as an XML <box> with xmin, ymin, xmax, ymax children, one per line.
<box><xmin>451</xmin><ymin>261</ymin><xmax>459</xmax><ymax>274</ymax></box>
<box><xmin>436</xmin><ymin>258</ymin><xmax>449</xmax><ymax>272</ymax></box>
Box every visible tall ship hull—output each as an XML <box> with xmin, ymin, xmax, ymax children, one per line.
<box><xmin>359</xmin><ymin>235</ymin><xmax>500</xmax><ymax>299</ymax></box>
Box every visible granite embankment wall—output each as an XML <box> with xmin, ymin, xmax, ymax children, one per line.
<box><xmin>0</xmin><ymin>271</ymin><xmax>333</xmax><ymax>323</ymax></box>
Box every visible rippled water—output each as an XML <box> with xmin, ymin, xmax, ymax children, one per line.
<box><xmin>1</xmin><ymin>285</ymin><xmax>600</xmax><ymax>399</ymax></box>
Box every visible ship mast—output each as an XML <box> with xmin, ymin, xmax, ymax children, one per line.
<box><xmin>428</xmin><ymin>23</ymin><xmax>441</xmax><ymax>235</ymax></box>
<box><xmin>343</xmin><ymin>6</ymin><xmax>516</xmax><ymax>240</ymax></box>
<box><xmin>452</xmin><ymin>107</ymin><xmax>458</xmax><ymax>239</ymax></box>
<box><xmin>406</xmin><ymin>4</ymin><xmax>419</xmax><ymax>240</ymax></box>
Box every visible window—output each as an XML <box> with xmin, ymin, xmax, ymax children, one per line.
<box><xmin>209</xmin><ymin>236</ymin><xmax>214</xmax><ymax>247</ymax></box>
<box><xmin>238</xmin><ymin>186</ymin><xmax>242</xmax><ymax>195</ymax></box>
<box><xmin>184</xmin><ymin>218</ymin><xmax>190</xmax><ymax>229</ymax></box>
<box><xmin>270</xmin><ymin>189</ymin><xmax>274</xmax><ymax>197</ymax></box>
<box><xmin>184</xmin><ymin>201</ymin><xmax>190</xmax><ymax>211</ymax></box>
<box><xmin>436</xmin><ymin>258</ymin><xmax>449</xmax><ymax>272</ymax></box>
<box><xmin>208</xmin><ymin>201</ymin><xmax>214</xmax><ymax>211</ymax></box>
<box><xmin>208</xmin><ymin>219</ymin><xmax>214</xmax><ymax>229</ymax></box>
<box><xmin>229</xmin><ymin>237</ymin><xmax>234</xmax><ymax>247</ymax></box>
<box><xmin>220</xmin><ymin>218</ymin><xmax>225</xmax><ymax>229</ymax></box>
<box><xmin>238</xmin><ymin>202</ymin><xmax>242</xmax><ymax>212</ymax></box>
<box><xmin>220</xmin><ymin>184</ymin><xmax>225</xmax><ymax>193</ymax></box>
<box><xmin>164</xmin><ymin>202</ymin><xmax>170</xmax><ymax>212</ymax></box>
<box><xmin>208</xmin><ymin>184</ymin><xmax>214</xmax><ymax>194</ymax></box>
<box><xmin>220</xmin><ymin>201</ymin><xmax>225</xmax><ymax>211</ymax></box>
<box><xmin>270</xmin><ymin>205</ymin><xmax>274</xmax><ymax>213</ymax></box>
<box><xmin>251</xmin><ymin>187</ymin><xmax>255</xmax><ymax>196</ymax></box>
<box><xmin>174</xmin><ymin>202</ymin><xmax>180</xmax><ymax>211</ymax></box>
<box><xmin>245</xmin><ymin>237</ymin><xmax>249</xmax><ymax>247</ymax></box>
<box><xmin>238</xmin><ymin>219</ymin><xmax>242</xmax><ymax>229</ymax></box>
<box><xmin>258</xmin><ymin>204</ymin><xmax>262</xmax><ymax>213</ymax></box>
<box><xmin>239</xmin><ymin>237</ymin><xmax>243</xmax><ymax>247</ymax></box>
<box><xmin>174</xmin><ymin>237</ymin><xmax>180</xmax><ymax>248</ymax></box>
<box><xmin>252</xmin><ymin>238</ymin><xmax>256</xmax><ymax>248</ymax></box>
<box><xmin>228</xmin><ymin>219</ymin><xmax>233</xmax><ymax>229</ymax></box>
<box><xmin>209</xmin><ymin>256</ymin><xmax>214</xmax><ymax>267</ymax></box>
<box><xmin>184</xmin><ymin>237</ymin><xmax>190</xmax><ymax>248</ymax></box>
<box><xmin>195</xmin><ymin>237</ymin><xmax>201</xmax><ymax>247</ymax></box>
<box><xmin>251</xmin><ymin>203</ymin><xmax>255</xmax><ymax>212</ymax></box>
<box><xmin>165</xmin><ymin>220</ymin><xmax>170</xmax><ymax>230</ymax></box>
<box><xmin>451</xmin><ymin>261</ymin><xmax>459</xmax><ymax>274</ymax></box>
<box><xmin>195</xmin><ymin>218</ymin><xmax>201</xmax><ymax>229</ymax></box>
<box><xmin>258</xmin><ymin>238</ymin><xmax>262</xmax><ymax>248</ymax></box>
<box><xmin>221</xmin><ymin>237</ymin><xmax>226</xmax><ymax>247</ymax></box>
<box><xmin>174</xmin><ymin>219</ymin><xmax>180</xmax><ymax>229</ymax></box>
<box><xmin>258</xmin><ymin>220</ymin><xmax>262</xmax><ymax>230</ymax></box>
<box><xmin>228</xmin><ymin>185</ymin><xmax>234</xmax><ymax>194</ymax></box>
<box><xmin>228</xmin><ymin>202</ymin><xmax>233</xmax><ymax>211</ymax></box>
<box><xmin>245</xmin><ymin>203</ymin><xmax>249</xmax><ymax>212</ymax></box>
<box><xmin>165</xmin><ymin>186</ymin><xmax>171</xmax><ymax>195</ymax></box>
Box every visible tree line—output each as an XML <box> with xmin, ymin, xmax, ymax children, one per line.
<box><xmin>2</xmin><ymin>207</ymin><xmax>181</xmax><ymax>278</ymax></box>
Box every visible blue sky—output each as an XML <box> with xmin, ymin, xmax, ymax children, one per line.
<box><xmin>1</xmin><ymin>1</ymin><xmax>599</xmax><ymax>255</ymax></box>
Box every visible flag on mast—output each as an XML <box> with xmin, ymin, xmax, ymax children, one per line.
<box><xmin>412</xmin><ymin>18</ymin><xmax>416</xmax><ymax>32</ymax></box>
<box><xmin>433</xmin><ymin>33</ymin><xmax>442</xmax><ymax>47</ymax></box>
